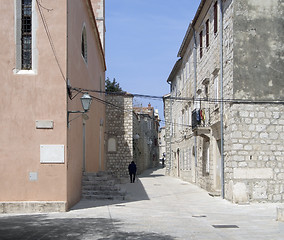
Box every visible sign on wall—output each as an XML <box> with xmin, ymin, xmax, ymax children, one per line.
<box><xmin>40</xmin><ymin>145</ymin><xmax>65</xmax><ymax>163</ymax></box>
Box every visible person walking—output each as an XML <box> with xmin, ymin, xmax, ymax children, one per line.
<box><xmin>128</xmin><ymin>161</ymin><xmax>137</xmax><ymax>183</ymax></box>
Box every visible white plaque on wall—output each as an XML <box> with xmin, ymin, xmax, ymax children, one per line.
<box><xmin>40</xmin><ymin>145</ymin><xmax>65</xmax><ymax>163</ymax></box>
<box><xmin>36</xmin><ymin>120</ymin><xmax>54</xmax><ymax>129</ymax></box>
<box><xmin>108</xmin><ymin>138</ymin><xmax>117</xmax><ymax>152</ymax></box>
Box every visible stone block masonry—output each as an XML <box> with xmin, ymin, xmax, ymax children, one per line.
<box><xmin>105</xmin><ymin>94</ymin><xmax>134</xmax><ymax>178</ymax></box>
<box><xmin>225</xmin><ymin>104</ymin><xmax>284</xmax><ymax>203</ymax></box>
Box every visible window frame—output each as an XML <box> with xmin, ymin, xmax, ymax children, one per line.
<box><xmin>214</xmin><ymin>1</ymin><xmax>218</xmax><ymax>34</ymax></box>
<box><xmin>81</xmin><ymin>25</ymin><xmax>88</xmax><ymax>64</ymax></box>
<box><xmin>199</xmin><ymin>30</ymin><xmax>203</xmax><ymax>59</ymax></box>
<box><xmin>21</xmin><ymin>0</ymin><xmax>32</xmax><ymax>70</ymax></box>
<box><xmin>206</xmin><ymin>19</ymin><xmax>210</xmax><ymax>48</ymax></box>
<box><xmin>15</xmin><ymin>0</ymin><xmax>37</xmax><ymax>74</ymax></box>
<box><xmin>214</xmin><ymin>75</ymin><xmax>219</xmax><ymax>106</ymax></box>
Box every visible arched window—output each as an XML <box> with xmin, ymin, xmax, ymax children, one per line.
<box><xmin>81</xmin><ymin>26</ymin><xmax>87</xmax><ymax>63</ymax></box>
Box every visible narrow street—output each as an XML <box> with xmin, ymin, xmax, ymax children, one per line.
<box><xmin>0</xmin><ymin>167</ymin><xmax>283</xmax><ymax>240</ymax></box>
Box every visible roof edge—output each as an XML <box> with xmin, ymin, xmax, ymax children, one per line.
<box><xmin>167</xmin><ymin>58</ymin><xmax>182</xmax><ymax>83</ymax></box>
<box><xmin>86</xmin><ymin>0</ymin><xmax>106</xmax><ymax>71</ymax></box>
<box><xmin>177</xmin><ymin>0</ymin><xmax>207</xmax><ymax>58</ymax></box>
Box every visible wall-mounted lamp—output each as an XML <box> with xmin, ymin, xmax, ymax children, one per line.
<box><xmin>80</xmin><ymin>93</ymin><xmax>92</xmax><ymax>112</ymax></box>
<box><xmin>68</xmin><ymin>93</ymin><xmax>92</xmax><ymax>124</ymax></box>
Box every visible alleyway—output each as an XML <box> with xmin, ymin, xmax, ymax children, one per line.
<box><xmin>0</xmin><ymin>167</ymin><xmax>283</xmax><ymax>240</ymax></box>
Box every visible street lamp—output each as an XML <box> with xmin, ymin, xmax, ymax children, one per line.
<box><xmin>68</xmin><ymin>93</ymin><xmax>92</xmax><ymax>125</ymax></box>
<box><xmin>80</xmin><ymin>93</ymin><xmax>92</xmax><ymax>112</ymax></box>
<box><xmin>67</xmin><ymin>93</ymin><xmax>92</xmax><ymax>172</ymax></box>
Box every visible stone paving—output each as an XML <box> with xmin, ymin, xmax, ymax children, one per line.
<box><xmin>0</xmin><ymin>167</ymin><xmax>283</xmax><ymax>240</ymax></box>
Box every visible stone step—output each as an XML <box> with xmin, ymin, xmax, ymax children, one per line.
<box><xmin>82</xmin><ymin>194</ymin><xmax>125</xmax><ymax>201</ymax></box>
<box><xmin>82</xmin><ymin>179</ymin><xmax>116</xmax><ymax>185</ymax></box>
<box><xmin>81</xmin><ymin>172</ymin><xmax>126</xmax><ymax>201</ymax></box>
<box><xmin>82</xmin><ymin>190</ymin><xmax>125</xmax><ymax>196</ymax></box>
<box><xmin>82</xmin><ymin>185</ymin><xmax>120</xmax><ymax>191</ymax></box>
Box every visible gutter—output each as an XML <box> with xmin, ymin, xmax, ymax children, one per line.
<box><xmin>193</xmin><ymin>27</ymin><xmax>198</xmax><ymax>182</ymax></box>
<box><xmin>218</xmin><ymin>0</ymin><xmax>225</xmax><ymax>199</ymax></box>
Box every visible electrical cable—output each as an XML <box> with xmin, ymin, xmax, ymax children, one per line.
<box><xmin>70</xmin><ymin>86</ymin><xmax>284</xmax><ymax>105</ymax></box>
<box><xmin>36</xmin><ymin>0</ymin><xmax>66</xmax><ymax>83</ymax></box>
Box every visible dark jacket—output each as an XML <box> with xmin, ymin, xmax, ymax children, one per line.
<box><xmin>128</xmin><ymin>161</ymin><xmax>137</xmax><ymax>174</ymax></box>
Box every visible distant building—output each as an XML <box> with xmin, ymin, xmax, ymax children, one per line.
<box><xmin>159</xmin><ymin>127</ymin><xmax>166</xmax><ymax>160</ymax></box>
<box><xmin>133</xmin><ymin>104</ymin><xmax>160</xmax><ymax>170</ymax></box>
<box><xmin>164</xmin><ymin>0</ymin><xmax>284</xmax><ymax>203</ymax></box>
<box><xmin>105</xmin><ymin>96</ymin><xmax>160</xmax><ymax>178</ymax></box>
<box><xmin>0</xmin><ymin>0</ymin><xmax>106</xmax><ymax>213</ymax></box>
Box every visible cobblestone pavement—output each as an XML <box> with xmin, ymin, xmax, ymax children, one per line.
<box><xmin>0</xmin><ymin>167</ymin><xmax>283</xmax><ymax>240</ymax></box>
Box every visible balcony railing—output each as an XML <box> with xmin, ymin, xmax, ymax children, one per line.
<box><xmin>192</xmin><ymin>108</ymin><xmax>210</xmax><ymax>130</ymax></box>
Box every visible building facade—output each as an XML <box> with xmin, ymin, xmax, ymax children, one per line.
<box><xmin>164</xmin><ymin>0</ymin><xmax>284</xmax><ymax>203</ymax></box>
<box><xmin>0</xmin><ymin>0</ymin><xmax>106</xmax><ymax>213</ymax></box>
<box><xmin>105</xmin><ymin>95</ymin><xmax>160</xmax><ymax>178</ymax></box>
<box><xmin>159</xmin><ymin>126</ymin><xmax>166</xmax><ymax>160</ymax></box>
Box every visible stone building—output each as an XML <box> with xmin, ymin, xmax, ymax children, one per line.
<box><xmin>159</xmin><ymin>126</ymin><xmax>166</xmax><ymax>160</ymax></box>
<box><xmin>133</xmin><ymin>104</ymin><xmax>160</xmax><ymax>170</ymax></box>
<box><xmin>0</xmin><ymin>0</ymin><xmax>106</xmax><ymax>212</ymax></box>
<box><xmin>105</xmin><ymin>95</ymin><xmax>159</xmax><ymax>179</ymax></box>
<box><xmin>164</xmin><ymin>0</ymin><xmax>284</xmax><ymax>203</ymax></box>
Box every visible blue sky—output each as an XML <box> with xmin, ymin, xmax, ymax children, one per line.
<box><xmin>105</xmin><ymin>0</ymin><xmax>200</xmax><ymax>125</ymax></box>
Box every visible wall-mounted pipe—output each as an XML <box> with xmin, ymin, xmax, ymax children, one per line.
<box><xmin>218</xmin><ymin>0</ymin><xmax>225</xmax><ymax>199</ymax></box>
<box><xmin>193</xmin><ymin>27</ymin><xmax>198</xmax><ymax>183</ymax></box>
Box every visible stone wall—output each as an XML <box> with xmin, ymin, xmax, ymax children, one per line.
<box><xmin>105</xmin><ymin>94</ymin><xmax>134</xmax><ymax>178</ymax></box>
<box><xmin>233</xmin><ymin>0</ymin><xmax>284</xmax><ymax>100</ymax></box>
<box><xmin>105</xmin><ymin>94</ymin><xmax>159</xmax><ymax>178</ymax></box>
<box><xmin>164</xmin><ymin>0</ymin><xmax>284</xmax><ymax>203</ymax></box>
<box><xmin>225</xmin><ymin>104</ymin><xmax>284</xmax><ymax>203</ymax></box>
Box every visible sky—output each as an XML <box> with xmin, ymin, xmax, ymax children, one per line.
<box><xmin>105</xmin><ymin>0</ymin><xmax>201</xmax><ymax>126</ymax></box>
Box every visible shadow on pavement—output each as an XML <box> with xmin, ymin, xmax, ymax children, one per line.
<box><xmin>0</xmin><ymin>214</ymin><xmax>175</xmax><ymax>240</ymax></box>
<box><xmin>72</xmin><ymin>167</ymin><xmax>165</xmax><ymax>211</ymax></box>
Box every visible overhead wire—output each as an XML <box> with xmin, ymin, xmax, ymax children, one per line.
<box><xmin>70</xmin><ymin>87</ymin><xmax>284</xmax><ymax>105</ymax></box>
<box><xmin>71</xmin><ymin>88</ymin><xmax>197</xmax><ymax>128</ymax></box>
<box><xmin>36</xmin><ymin>0</ymin><xmax>66</xmax><ymax>83</ymax></box>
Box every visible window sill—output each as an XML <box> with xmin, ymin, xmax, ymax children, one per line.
<box><xmin>14</xmin><ymin>69</ymin><xmax>37</xmax><ymax>75</ymax></box>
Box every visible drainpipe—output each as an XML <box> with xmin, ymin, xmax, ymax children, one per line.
<box><xmin>83</xmin><ymin>119</ymin><xmax>86</xmax><ymax>172</ymax></box>
<box><xmin>99</xmin><ymin>119</ymin><xmax>103</xmax><ymax>171</ymax></box>
<box><xmin>218</xmin><ymin>0</ymin><xmax>225</xmax><ymax>199</ymax></box>
<box><xmin>168</xmin><ymin>83</ymin><xmax>173</xmax><ymax>176</ymax></box>
<box><xmin>193</xmin><ymin>27</ymin><xmax>198</xmax><ymax>183</ymax></box>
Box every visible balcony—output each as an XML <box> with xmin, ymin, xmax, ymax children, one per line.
<box><xmin>192</xmin><ymin>108</ymin><xmax>211</xmax><ymax>137</ymax></box>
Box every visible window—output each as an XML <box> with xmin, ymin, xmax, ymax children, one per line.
<box><xmin>214</xmin><ymin>1</ymin><xmax>218</xmax><ymax>34</ymax></box>
<box><xmin>206</xmin><ymin>19</ymin><xmax>209</xmax><ymax>47</ymax></box>
<box><xmin>81</xmin><ymin>26</ymin><xmax>87</xmax><ymax>63</ymax></box>
<box><xmin>214</xmin><ymin>75</ymin><xmax>219</xmax><ymax>103</ymax></box>
<box><xmin>203</xmin><ymin>138</ymin><xmax>210</xmax><ymax>175</ymax></box>
<box><xmin>21</xmin><ymin>0</ymin><xmax>32</xmax><ymax>70</ymax></box>
<box><xmin>199</xmin><ymin>31</ymin><xmax>203</xmax><ymax>58</ymax></box>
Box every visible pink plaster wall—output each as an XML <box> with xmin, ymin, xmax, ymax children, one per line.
<box><xmin>0</xmin><ymin>0</ymin><xmax>105</xmax><ymax>210</ymax></box>
<box><xmin>0</xmin><ymin>0</ymin><xmax>67</xmax><ymax>201</ymax></box>
<box><xmin>67</xmin><ymin>0</ymin><xmax>106</xmax><ymax>208</ymax></box>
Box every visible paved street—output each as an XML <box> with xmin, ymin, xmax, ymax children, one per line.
<box><xmin>0</xmin><ymin>167</ymin><xmax>284</xmax><ymax>240</ymax></box>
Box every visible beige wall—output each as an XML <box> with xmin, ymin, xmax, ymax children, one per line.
<box><xmin>0</xmin><ymin>0</ymin><xmax>67</xmax><ymax>202</ymax></box>
<box><xmin>67</xmin><ymin>0</ymin><xmax>106</xmax><ymax>208</ymax></box>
